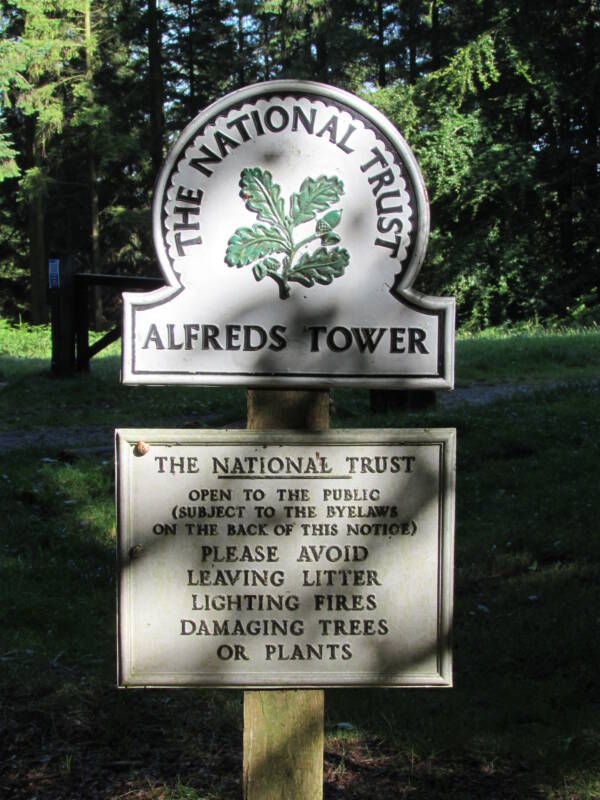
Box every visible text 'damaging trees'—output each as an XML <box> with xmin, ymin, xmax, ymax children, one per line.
<box><xmin>117</xmin><ymin>429</ymin><xmax>455</xmax><ymax>688</ymax></box>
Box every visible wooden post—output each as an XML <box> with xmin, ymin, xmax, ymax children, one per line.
<box><xmin>244</xmin><ymin>388</ymin><xmax>328</xmax><ymax>800</ymax></box>
<box><xmin>75</xmin><ymin>275</ymin><xmax>91</xmax><ymax>372</ymax></box>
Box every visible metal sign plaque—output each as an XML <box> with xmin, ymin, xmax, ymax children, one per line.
<box><xmin>122</xmin><ymin>81</ymin><xmax>455</xmax><ymax>388</ymax></box>
<box><xmin>116</xmin><ymin>428</ymin><xmax>455</xmax><ymax>688</ymax></box>
<box><xmin>48</xmin><ymin>258</ymin><xmax>60</xmax><ymax>289</ymax></box>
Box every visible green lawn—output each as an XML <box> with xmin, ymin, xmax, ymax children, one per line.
<box><xmin>0</xmin><ymin>321</ymin><xmax>599</xmax><ymax>798</ymax></box>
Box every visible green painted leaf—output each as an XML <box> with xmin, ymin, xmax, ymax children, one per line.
<box><xmin>253</xmin><ymin>263</ymin><xmax>267</xmax><ymax>280</ymax></box>
<box><xmin>252</xmin><ymin>258</ymin><xmax>280</xmax><ymax>283</ymax></box>
<box><xmin>321</xmin><ymin>209</ymin><xmax>342</xmax><ymax>230</ymax></box>
<box><xmin>239</xmin><ymin>167</ymin><xmax>287</xmax><ymax>228</ymax></box>
<box><xmin>262</xmin><ymin>257</ymin><xmax>280</xmax><ymax>271</ymax></box>
<box><xmin>225</xmin><ymin>224</ymin><xmax>287</xmax><ymax>266</ymax></box>
<box><xmin>289</xmin><ymin>246</ymin><xmax>350</xmax><ymax>287</ymax></box>
<box><xmin>227</xmin><ymin>167</ymin><xmax>349</xmax><ymax>298</ymax></box>
<box><xmin>290</xmin><ymin>175</ymin><xmax>344</xmax><ymax>225</ymax></box>
<box><xmin>319</xmin><ymin>232</ymin><xmax>341</xmax><ymax>246</ymax></box>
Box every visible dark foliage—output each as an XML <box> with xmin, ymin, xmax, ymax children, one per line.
<box><xmin>0</xmin><ymin>0</ymin><xmax>598</xmax><ymax>326</ymax></box>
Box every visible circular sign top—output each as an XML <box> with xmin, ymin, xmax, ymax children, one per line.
<box><xmin>153</xmin><ymin>80</ymin><xmax>429</xmax><ymax>300</ymax></box>
<box><xmin>125</xmin><ymin>81</ymin><xmax>453</xmax><ymax>390</ymax></box>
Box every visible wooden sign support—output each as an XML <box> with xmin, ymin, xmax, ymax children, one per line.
<box><xmin>244</xmin><ymin>388</ymin><xmax>328</xmax><ymax>799</ymax></box>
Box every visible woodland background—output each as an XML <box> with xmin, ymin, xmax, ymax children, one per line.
<box><xmin>0</xmin><ymin>0</ymin><xmax>599</xmax><ymax>329</ymax></box>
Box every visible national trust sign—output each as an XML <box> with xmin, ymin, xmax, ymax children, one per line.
<box><xmin>122</xmin><ymin>80</ymin><xmax>455</xmax><ymax>388</ymax></box>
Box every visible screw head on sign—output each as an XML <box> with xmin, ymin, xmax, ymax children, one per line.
<box><xmin>135</xmin><ymin>441</ymin><xmax>149</xmax><ymax>456</ymax></box>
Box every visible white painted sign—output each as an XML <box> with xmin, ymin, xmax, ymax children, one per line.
<box><xmin>116</xmin><ymin>429</ymin><xmax>455</xmax><ymax>688</ymax></box>
<box><xmin>122</xmin><ymin>81</ymin><xmax>455</xmax><ymax>388</ymax></box>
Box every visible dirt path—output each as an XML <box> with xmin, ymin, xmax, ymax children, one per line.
<box><xmin>0</xmin><ymin>418</ymin><xmax>246</xmax><ymax>454</ymax></box>
<box><xmin>436</xmin><ymin>381</ymin><xmax>547</xmax><ymax>407</ymax></box>
<box><xmin>2</xmin><ymin>381</ymin><xmax>586</xmax><ymax>454</ymax></box>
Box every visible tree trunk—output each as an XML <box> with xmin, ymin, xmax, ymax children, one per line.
<box><xmin>26</xmin><ymin>117</ymin><xmax>47</xmax><ymax>324</ymax></box>
<box><xmin>280</xmin><ymin>0</ymin><xmax>289</xmax><ymax>74</ymax></box>
<box><xmin>314</xmin><ymin>10</ymin><xmax>328</xmax><ymax>81</ymax></box>
<box><xmin>431</xmin><ymin>0</ymin><xmax>440</xmax><ymax>71</ymax></box>
<box><xmin>304</xmin><ymin>10</ymin><xmax>312</xmax><ymax>66</ymax></box>
<box><xmin>408</xmin><ymin>0</ymin><xmax>418</xmax><ymax>84</ymax></box>
<box><xmin>584</xmin><ymin>5</ymin><xmax>599</xmax><ymax>192</ymax></box>
<box><xmin>88</xmin><ymin>150</ymin><xmax>103</xmax><ymax>328</ymax></box>
<box><xmin>84</xmin><ymin>0</ymin><xmax>103</xmax><ymax>328</ymax></box>
<box><xmin>237</xmin><ymin>7</ymin><xmax>245</xmax><ymax>85</ymax></box>
<box><xmin>262</xmin><ymin>13</ymin><xmax>271</xmax><ymax>80</ymax></box>
<box><xmin>377</xmin><ymin>0</ymin><xmax>386</xmax><ymax>86</ymax></box>
<box><xmin>557</xmin><ymin>104</ymin><xmax>574</xmax><ymax>282</ymax></box>
<box><xmin>187</xmin><ymin>0</ymin><xmax>196</xmax><ymax>116</ymax></box>
<box><xmin>29</xmin><ymin>162</ymin><xmax>47</xmax><ymax>324</ymax></box>
<box><xmin>148</xmin><ymin>0</ymin><xmax>164</xmax><ymax>178</ymax></box>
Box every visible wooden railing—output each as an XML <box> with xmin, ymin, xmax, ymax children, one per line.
<box><xmin>47</xmin><ymin>258</ymin><xmax>436</xmax><ymax>410</ymax></box>
<box><xmin>49</xmin><ymin>257</ymin><xmax>164</xmax><ymax>375</ymax></box>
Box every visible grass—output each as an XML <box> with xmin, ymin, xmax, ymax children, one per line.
<box><xmin>456</xmin><ymin>325</ymin><xmax>600</xmax><ymax>385</ymax></box>
<box><xmin>1</xmin><ymin>319</ymin><xmax>599</xmax><ymax>798</ymax></box>
<box><xmin>324</xmin><ymin>381</ymin><xmax>600</xmax><ymax>796</ymax></box>
<box><xmin>0</xmin><ymin>319</ymin><xmax>246</xmax><ymax>431</ymax></box>
<box><xmin>0</xmin><ymin>320</ymin><xmax>598</xmax><ymax>432</ymax></box>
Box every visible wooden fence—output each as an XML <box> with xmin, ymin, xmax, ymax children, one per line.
<box><xmin>49</xmin><ymin>256</ymin><xmax>164</xmax><ymax>375</ymax></box>
<box><xmin>47</xmin><ymin>257</ymin><xmax>435</xmax><ymax>410</ymax></box>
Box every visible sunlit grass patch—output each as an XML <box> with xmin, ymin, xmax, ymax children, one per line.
<box><xmin>456</xmin><ymin>325</ymin><xmax>600</xmax><ymax>384</ymax></box>
<box><xmin>0</xmin><ymin>318</ymin><xmax>53</xmax><ymax>361</ymax></box>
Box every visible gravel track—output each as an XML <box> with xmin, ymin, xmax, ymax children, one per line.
<box><xmin>3</xmin><ymin>380</ymin><xmax>594</xmax><ymax>454</ymax></box>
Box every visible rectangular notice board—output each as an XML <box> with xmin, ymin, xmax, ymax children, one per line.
<box><xmin>116</xmin><ymin>428</ymin><xmax>455</xmax><ymax>688</ymax></box>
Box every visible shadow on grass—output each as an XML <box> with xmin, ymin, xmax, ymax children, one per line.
<box><xmin>0</xmin><ymin>353</ymin><xmax>246</xmax><ymax>434</ymax></box>
<box><xmin>1</xmin><ymin>381</ymin><xmax>599</xmax><ymax>798</ymax></box>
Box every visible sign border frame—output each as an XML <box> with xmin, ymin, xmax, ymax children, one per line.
<box><xmin>121</xmin><ymin>80</ymin><xmax>455</xmax><ymax>389</ymax></box>
<box><xmin>116</xmin><ymin>427</ymin><xmax>455</xmax><ymax>689</ymax></box>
